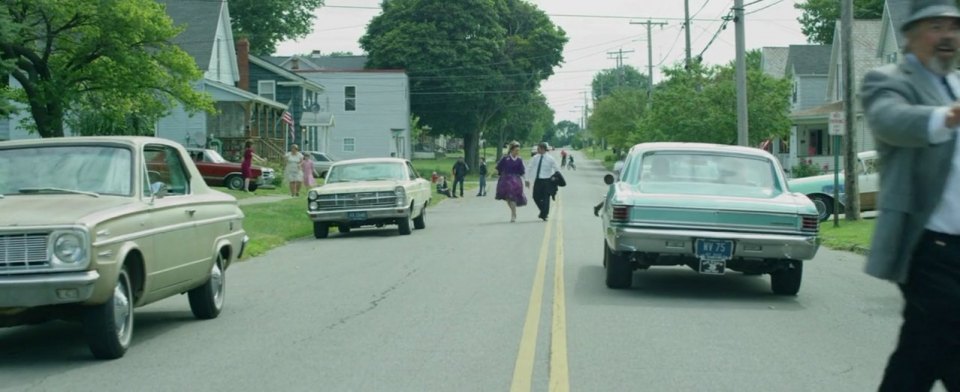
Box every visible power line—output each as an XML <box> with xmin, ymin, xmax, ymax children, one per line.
<box><xmin>745</xmin><ymin>0</ymin><xmax>787</xmax><ymax>15</ymax></box>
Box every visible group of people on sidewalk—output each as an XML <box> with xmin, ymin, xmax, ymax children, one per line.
<box><xmin>240</xmin><ymin>142</ymin><xmax>316</xmax><ymax>197</ymax></box>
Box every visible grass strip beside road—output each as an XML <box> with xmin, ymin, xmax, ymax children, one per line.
<box><xmin>239</xmin><ymin>197</ymin><xmax>313</xmax><ymax>258</ymax></box>
<box><xmin>818</xmin><ymin>219</ymin><xmax>875</xmax><ymax>255</ymax></box>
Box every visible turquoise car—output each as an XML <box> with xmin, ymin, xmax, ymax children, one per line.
<box><xmin>787</xmin><ymin>151</ymin><xmax>878</xmax><ymax>221</ymax></box>
<box><xmin>600</xmin><ymin>143</ymin><xmax>820</xmax><ymax>295</ymax></box>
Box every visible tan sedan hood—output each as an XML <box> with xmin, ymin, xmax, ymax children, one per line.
<box><xmin>0</xmin><ymin>195</ymin><xmax>138</xmax><ymax>227</ymax></box>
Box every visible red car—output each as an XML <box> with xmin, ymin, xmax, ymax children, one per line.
<box><xmin>185</xmin><ymin>148</ymin><xmax>275</xmax><ymax>191</ymax></box>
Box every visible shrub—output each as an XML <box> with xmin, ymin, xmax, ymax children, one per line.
<box><xmin>791</xmin><ymin>159</ymin><xmax>822</xmax><ymax>178</ymax></box>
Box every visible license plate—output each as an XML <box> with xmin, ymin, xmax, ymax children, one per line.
<box><xmin>699</xmin><ymin>259</ymin><xmax>726</xmax><ymax>275</ymax></box>
<box><xmin>695</xmin><ymin>239</ymin><xmax>734</xmax><ymax>260</ymax></box>
<box><xmin>347</xmin><ymin>211</ymin><xmax>367</xmax><ymax>221</ymax></box>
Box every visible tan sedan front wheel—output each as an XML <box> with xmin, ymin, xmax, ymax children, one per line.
<box><xmin>83</xmin><ymin>266</ymin><xmax>135</xmax><ymax>359</ymax></box>
<box><xmin>188</xmin><ymin>254</ymin><xmax>226</xmax><ymax>319</ymax></box>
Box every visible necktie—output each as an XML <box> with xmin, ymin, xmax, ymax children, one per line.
<box><xmin>943</xmin><ymin>77</ymin><xmax>957</xmax><ymax>101</ymax></box>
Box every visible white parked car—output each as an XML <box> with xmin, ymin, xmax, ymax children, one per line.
<box><xmin>306</xmin><ymin>158</ymin><xmax>431</xmax><ymax>238</ymax></box>
<box><xmin>787</xmin><ymin>151</ymin><xmax>879</xmax><ymax>221</ymax></box>
<box><xmin>304</xmin><ymin>151</ymin><xmax>338</xmax><ymax>178</ymax></box>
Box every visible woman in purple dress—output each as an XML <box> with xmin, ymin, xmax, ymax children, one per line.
<box><xmin>241</xmin><ymin>141</ymin><xmax>254</xmax><ymax>192</ymax></box>
<box><xmin>496</xmin><ymin>142</ymin><xmax>527</xmax><ymax>222</ymax></box>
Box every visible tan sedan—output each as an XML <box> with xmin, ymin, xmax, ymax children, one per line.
<box><xmin>0</xmin><ymin>137</ymin><xmax>248</xmax><ymax>359</ymax></box>
<box><xmin>307</xmin><ymin>158</ymin><xmax>432</xmax><ymax>238</ymax></box>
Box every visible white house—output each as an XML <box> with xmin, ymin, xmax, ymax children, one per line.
<box><xmin>269</xmin><ymin>54</ymin><xmax>412</xmax><ymax>160</ymax></box>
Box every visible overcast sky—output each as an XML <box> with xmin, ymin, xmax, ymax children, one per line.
<box><xmin>275</xmin><ymin>0</ymin><xmax>809</xmax><ymax>124</ymax></box>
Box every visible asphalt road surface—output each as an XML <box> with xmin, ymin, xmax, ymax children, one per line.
<box><xmin>0</xmin><ymin>151</ymin><xmax>932</xmax><ymax>391</ymax></box>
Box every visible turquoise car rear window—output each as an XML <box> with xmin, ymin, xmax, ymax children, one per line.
<box><xmin>623</xmin><ymin>151</ymin><xmax>784</xmax><ymax>198</ymax></box>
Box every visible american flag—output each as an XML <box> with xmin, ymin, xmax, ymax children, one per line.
<box><xmin>281</xmin><ymin>111</ymin><xmax>294</xmax><ymax>140</ymax></box>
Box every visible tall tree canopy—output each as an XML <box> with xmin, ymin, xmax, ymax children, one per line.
<box><xmin>643</xmin><ymin>60</ymin><xmax>791</xmax><ymax>145</ymax></box>
<box><xmin>588</xmin><ymin>88</ymin><xmax>649</xmax><ymax>151</ymax></box>
<box><xmin>0</xmin><ymin>0</ymin><xmax>213</xmax><ymax>137</ymax></box>
<box><xmin>591</xmin><ymin>65</ymin><xmax>650</xmax><ymax>101</ymax></box>
<box><xmin>229</xmin><ymin>0</ymin><xmax>325</xmax><ymax>55</ymax></box>
<box><xmin>360</xmin><ymin>0</ymin><xmax>566</xmax><ymax>168</ymax></box>
<box><xmin>795</xmin><ymin>0</ymin><xmax>884</xmax><ymax>44</ymax></box>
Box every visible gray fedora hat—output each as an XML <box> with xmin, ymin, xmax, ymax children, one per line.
<box><xmin>901</xmin><ymin>0</ymin><xmax>960</xmax><ymax>32</ymax></box>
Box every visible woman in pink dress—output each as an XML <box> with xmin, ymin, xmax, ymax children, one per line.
<box><xmin>241</xmin><ymin>141</ymin><xmax>254</xmax><ymax>192</ymax></box>
<box><xmin>301</xmin><ymin>152</ymin><xmax>316</xmax><ymax>188</ymax></box>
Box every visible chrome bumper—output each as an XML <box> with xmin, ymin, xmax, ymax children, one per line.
<box><xmin>0</xmin><ymin>270</ymin><xmax>100</xmax><ymax>308</ymax></box>
<box><xmin>308</xmin><ymin>206</ymin><xmax>411</xmax><ymax>222</ymax></box>
<box><xmin>606</xmin><ymin>226</ymin><xmax>820</xmax><ymax>260</ymax></box>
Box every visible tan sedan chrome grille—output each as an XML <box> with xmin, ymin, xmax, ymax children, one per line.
<box><xmin>315</xmin><ymin>192</ymin><xmax>398</xmax><ymax>211</ymax></box>
<box><xmin>0</xmin><ymin>233</ymin><xmax>51</xmax><ymax>272</ymax></box>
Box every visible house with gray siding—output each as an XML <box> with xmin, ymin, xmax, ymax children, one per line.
<box><xmin>877</xmin><ymin>0</ymin><xmax>910</xmax><ymax>65</ymax></box>
<box><xmin>783</xmin><ymin>44</ymin><xmax>832</xmax><ymax>172</ymax></box>
<box><xmin>155</xmin><ymin>0</ymin><xmax>288</xmax><ymax>160</ymax></box>
<box><xmin>269</xmin><ymin>54</ymin><xmax>412</xmax><ymax>160</ymax></box>
<box><xmin>242</xmin><ymin>55</ymin><xmax>331</xmax><ymax>158</ymax></box>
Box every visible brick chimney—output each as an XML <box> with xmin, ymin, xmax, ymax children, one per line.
<box><xmin>236</xmin><ymin>38</ymin><xmax>250</xmax><ymax>91</ymax></box>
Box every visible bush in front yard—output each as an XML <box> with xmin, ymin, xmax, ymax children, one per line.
<box><xmin>791</xmin><ymin>159</ymin><xmax>822</xmax><ymax>178</ymax></box>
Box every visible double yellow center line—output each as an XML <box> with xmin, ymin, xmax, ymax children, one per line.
<box><xmin>510</xmin><ymin>199</ymin><xmax>569</xmax><ymax>392</ymax></box>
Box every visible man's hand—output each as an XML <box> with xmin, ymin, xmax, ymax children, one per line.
<box><xmin>947</xmin><ymin>105</ymin><xmax>960</xmax><ymax>128</ymax></box>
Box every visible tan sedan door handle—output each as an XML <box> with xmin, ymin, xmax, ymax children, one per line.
<box><xmin>186</xmin><ymin>209</ymin><xmax>197</xmax><ymax>216</ymax></box>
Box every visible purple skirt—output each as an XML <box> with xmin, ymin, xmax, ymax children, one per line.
<box><xmin>495</xmin><ymin>174</ymin><xmax>527</xmax><ymax>206</ymax></box>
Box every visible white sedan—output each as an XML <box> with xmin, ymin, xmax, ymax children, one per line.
<box><xmin>306</xmin><ymin>158</ymin><xmax>432</xmax><ymax>238</ymax></box>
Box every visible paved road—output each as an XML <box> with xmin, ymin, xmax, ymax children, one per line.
<box><xmin>0</xmin><ymin>151</ymin><xmax>923</xmax><ymax>391</ymax></box>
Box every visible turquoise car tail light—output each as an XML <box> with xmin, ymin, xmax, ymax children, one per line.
<box><xmin>612</xmin><ymin>205</ymin><xmax>630</xmax><ymax>221</ymax></box>
<box><xmin>801</xmin><ymin>215</ymin><xmax>819</xmax><ymax>233</ymax></box>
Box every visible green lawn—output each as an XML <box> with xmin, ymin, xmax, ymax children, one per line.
<box><xmin>818</xmin><ymin>219</ymin><xmax>875</xmax><ymax>254</ymax></box>
<box><xmin>239</xmin><ymin>198</ymin><xmax>314</xmax><ymax>258</ymax></box>
<box><xmin>583</xmin><ymin>146</ymin><xmax>615</xmax><ymax>170</ymax></box>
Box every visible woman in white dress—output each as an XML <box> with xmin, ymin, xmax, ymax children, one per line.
<box><xmin>284</xmin><ymin>144</ymin><xmax>304</xmax><ymax>197</ymax></box>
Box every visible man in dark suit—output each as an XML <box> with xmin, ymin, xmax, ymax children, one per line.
<box><xmin>861</xmin><ymin>0</ymin><xmax>960</xmax><ymax>389</ymax></box>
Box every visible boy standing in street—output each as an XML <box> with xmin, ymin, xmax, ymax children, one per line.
<box><xmin>476</xmin><ymin>157</ymin><xmax>488</xmax><ymax>196</ymax></box>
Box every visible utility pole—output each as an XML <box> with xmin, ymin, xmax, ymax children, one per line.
<box><xmin>684</xmin><ymin>0</ymin><xmax>692</xmax><ymax>67</ymax></box>
<box><xmin>734</xmin><ymin>0</ymin><xmax>748</xmax><ymax>146</ymax></box>
<box><xmin>842</xmin><ymin>0</ymin><xmax>860</xmax><ymax>220</ymax></box>
<box><xmin>606</xmin><ymin>48</ymin><xmax>634</xmax><ymax>87</ymax></box>
<box><xmin>630</xmin><ymin>20</ymin><xmax>668</xmax><ymax>98</ymax></box>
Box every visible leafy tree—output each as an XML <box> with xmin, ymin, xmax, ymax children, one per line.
<box><xmin>588</xmin><ymin>89</ymin><xmax>649</xmax><ymax>151</ymax></box>
<box><xmin>644</xmin><ymin>61</ymin><xmax>791</xmax><ymax>145</ymax></box>
<box><xmin>229</xmin><ymin>0</ymin><xmax>325</xmax><ymax>55</ymax></box>
<box><xmin>0</xmin><ymin>0</ymin><xmax>213</xmax><ymax>138</ymax></box>
<box><xmin>795</xmin><ymin>0</ymin><xmax>884</xmax><ymax>44</ymax></box>
<box><xmin>361</xmin><ymin>0</ymin><xmax>566</xmax><ymax>169</ymax></box>
<box><xmin>490</xmin><ymin>91</ymin><xmax>553</xmax><ymax>161</ymax></box>
<box><xmin>591</xmin><ymin>65</ymin><xmax>650</xmax><ymax>101</ymax></box>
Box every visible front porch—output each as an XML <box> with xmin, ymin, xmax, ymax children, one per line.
<box><xmin>203</xmin><ymin>80</ymin><xmax>290</xmax><ymax>161</ymax></box>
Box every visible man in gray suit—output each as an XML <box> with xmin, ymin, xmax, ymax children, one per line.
<box><xmin>861</xmin><ymin>0</ymin><xmax>960</xmax><ymax>390</ymax></box>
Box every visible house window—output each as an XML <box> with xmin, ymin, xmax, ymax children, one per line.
<box><xmin>343</xmin><ymin>137</ymin><xmax>356</xmax><ymax>152</ymax></box>
<box><xmin>886</xmin><ymin>52</ymin><xmax>898</xmax><ymax>64</ymax></box>
<box><xmin>258</xmin><ymin>80</ymin><xmax>276</xmax><ymax>101</ymax></box>
<box><xmin>792</xmin><ymin>81</ymin><xmax>798</xmax><ymax>103</ymax></box>
<box><xmin>345</xmin><ymin>86</ymin><xmax>356</xmax><ymax>111</ymax></box>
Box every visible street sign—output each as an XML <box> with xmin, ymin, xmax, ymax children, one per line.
<box><xmin>829</xmin><ymin>111</ymin><xmax>845</xmax><ymax>136</ymax></box>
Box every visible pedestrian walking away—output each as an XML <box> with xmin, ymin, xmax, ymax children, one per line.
<box><xmin>560</xmin><ymin>148</ymin><xmax>568</xmax><ymax>169</ymax></box>
<box><xmin>495</xmin><ymin>141</ymin><xmax>527</xmax><ymax>222</ymax></box>
<box><xmin>241</xmin><ymin>140</ymin><xmax>255</xmax><ymax>192</ymax></box>
<box><xmin>525</xmin><ymin>142</ymin><xmax>560</xmax><ymax>222</ymax></box>
<box><xmin>451</xmin><ymin>157</ymin><xmax>469</xmax><ymax>198</ymax></box>
<box><xmin>476</xmin><ymin>157</ymin><xmax>488</xmax><ymax>196</ymax></box>
<box><xmin>860</xmin><ymin>1</ymin><xmax>960</xmax><ymax>389</ymax></box>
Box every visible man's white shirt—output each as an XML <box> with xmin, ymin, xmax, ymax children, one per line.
<box><xmin>526</xmin><ymin>153</ymin><xmax>560</xmax><ymax>180</ymax></box>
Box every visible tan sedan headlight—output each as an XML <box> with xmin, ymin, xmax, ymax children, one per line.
<box><xmin>308</xmin><ymin>190</ymin><xmax>318</xmax><ymax>201</ymax></box>
<box><xmin>51</xmin><ymin>230</ymin><xmax>89</xmax><ymax>266</ymax></box>
<box><xmin>394</xmin><ymin>186</ymin><xmax>406</xmax><ymax>207</ymax></box>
